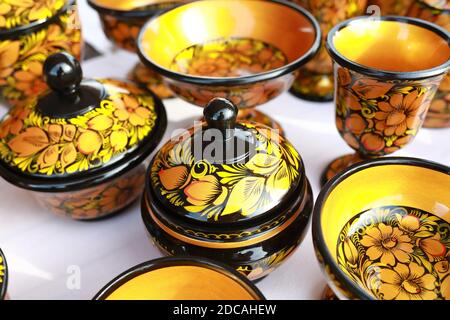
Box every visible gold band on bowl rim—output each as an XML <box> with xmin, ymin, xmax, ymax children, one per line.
<box><xmin>144</xmin><ymin>186</ymin><xmax>309</xmax><ymax>249</ymax></box>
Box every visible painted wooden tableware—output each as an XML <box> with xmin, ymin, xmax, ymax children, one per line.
<box><xmin>407</xmin><ymin>0</ymin><xmax>450</xmax><ymax>128</ymax></box>
<box><xmin>289</xmin><ymin>0</ymin><xmax>368</xmax><ymax>102</ymax></box>
<box><xmin>87</xmin><ymin>0</ymin><xmax>188</xmax><ymax>99</ymax></box>
<box><xmin>0</xmin><ymin>0</ymin><xmax>83</xmax><ymax>106</ymax></box>
<box><xmin>141</xmin><ymin>97</ymin><xmax>314</xmax><ymax>281</ymax></box>
<box><xmin>137</xmin><ymin>0</ymin><xmax>321</xmax><ymax>131</ymax></box>
<box><xmin>94</xmin><ymin>257</ymin><xmax>265</xmax><ymax>300</ymax></box>
<box><xmin>0</xmin><ymin>248</ymin><xmax>7</xmax><ymax>300</ymax></box>
<box><xmin>0</xmin><ymin>52</ymin><xmax>167</xmax><ymax>220</ymax></box>
<box><xmin>313</xmin><ymin>157</ymin><xmax>450</xmax><ymax>300</ymax></box>
<box><xmin>322</xmin><ymin>16</ymin><xmax>450</xmax><ymax>185</ymax></box>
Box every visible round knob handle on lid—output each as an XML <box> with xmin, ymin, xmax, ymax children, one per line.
<box><xmin>203</xmin><ymin>98</ymin><xmax>237</xmax><ymax>140</ymax></box>
<box><xmin>44</xmin><ymin>52</ymin><xmax>82</xmax><ymax>98</ymax></box>
<box><xmin>37</xmin><ymin>52</ymin><xmax>105</xmax><ymax>118</ymax></box>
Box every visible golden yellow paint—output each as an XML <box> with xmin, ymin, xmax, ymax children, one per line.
<box><xmin>170</xmin><ymin>38</ymin><xmax>287</xmax><ymax>77</ymax></box>
<box><xmin>0</xmin><ymin>7</ymin><xmax>82</xmax><ymax>105</ymax></box>
<box><xmin>90</xmin><ymin>0</ymin><xmax>178</xmax><ymax>11</ymax></box>
<box><xmin>139</xmin><ymin>0</ymin><xmax>317</xmax><ymax>69</ymax></box>
<box><xmin>320</xmin><ymin>164</ymin><xmax>450</xmax><ymax>260</ymax></box>
<box><xmin>146</xmin><ymin>191</ymin><xmax>306</xmax><ymax>249</ymax></box>
<box><xmin>0</xmin><ymin>79</ymin><xmax>157</xmax><ymax>176</ymax></box>
<box><xmin>35</xmin><ymin>164</ymin><xmax>145</xmax><ymax>220</ymax></box>
<box><xmin>333</xmin><ymin>20</ymin><xmax>450</xmax><ymax>72</ymax></box>
<box><xmin>336</xmin><ymin>205</ymin><xmax>449</xmax><ymax>300</ymax></box>
<box><xmin>0</xmin><ymin>0</ymin><xmax>65</xmax><ymax>30</ymax></box>
<box><xmin>150</xmin><ymin>122</ymin><xmax>301</xmax><ymax>222</ymax></box>
<box><xmin>105</xmin><ymin>266</ymin><xmax>258</xmax><ymax>300</ymax></box>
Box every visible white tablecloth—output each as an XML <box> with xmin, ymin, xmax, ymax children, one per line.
<box><xmin>0</xmin><ymin>1</ymin><xmax>448</xmax><ymax>299</ymax></box>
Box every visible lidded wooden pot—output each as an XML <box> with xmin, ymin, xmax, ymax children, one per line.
<box><xmin>142</xmin><ymin>97</ymin><xmax>313</xmax><ymax>280</ymax></box>
<box><xmin>0</xmin><ymin>52</ymin><xmax>167</xmax><ymax>220</ymax></box>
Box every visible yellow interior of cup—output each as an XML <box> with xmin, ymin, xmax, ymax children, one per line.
<box><xmin>139</xmin><ymin>0</ymin><xmax>317</xmax><ymax>70</ymax></box>
<box><xmin>333</xmin><ymin>20</ymin><xmax>450</xmax><ymax>72</ymax></box>
<box><xmin>91</xmin><ymin>0</ymin><xmax>178</xmax><ymax>10</ymax></box>
<box><xmin>105</xmin><ymin>265</ymin><xmax>258</xmax><ymax>300</ymax></box>
<box><xmin>321</xmin><ymin>164</ymin><xmax>450</xmax><ymax>260</ymax></box>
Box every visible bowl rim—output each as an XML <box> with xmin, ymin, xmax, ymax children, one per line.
<box><xmin>326</xmin><ymin>15</ymin><xmax>450</xmax><ymax>80</ymax></box>
<box><xmin>0</xmin><ymin>248</ymin><xmax>7</xmax><ymax>300</ymax></box>
<box><xmin>312</xmin><ymin>156</ymin><xmax>450</xmax><ymax>300</ymax></box>
<box><xmin>136</xmin><ymin>0</ymin><xmax>321</xmax><ymax>86</ymax></box>
<box><xmin>417</xmin><ymin>0</ymin><xmax>450</xmax><ymax>13</ymax></box>
<box><xmin>86</xmin><ymin>0</ymin><xmax>185</xmax><ymax>18</ymax></box>
<box><xmin>93</xmin><ymin>256</ymin><xmax>266</xmax><ymax>300</ymax></box>
<box><xmin>0</xmin><ymin>0</ymin><xmax>75</xmax><ymax>39</ymax></box>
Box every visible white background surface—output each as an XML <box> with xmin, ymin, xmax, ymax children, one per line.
<box><xmin>0</xmin><ymin>1</ymin><xmax>448</xmax><ymax>300</ymax></box>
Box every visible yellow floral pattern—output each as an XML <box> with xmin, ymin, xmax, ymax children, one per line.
<box><xmin>167</xmin><ymin>37</ymin><xmax>289</xmax><ymax>109</ymax></box>
<box><xmin>151</xmin><ymin>122</ymin><xmax>301</xmax><ymax>222</ymax></box>
<box><xmin>0</xmin><ymin>253</ymin><xmax>5</xmax><ymax>295</ymax></box>
<box><xmin>0</xmin><ymin>0</ymin><xmax>65</xmax><ymax>30</ymax></box>
<box><xmin>237</xmin><ymin>245</ymin><xmax>298</xmax><ymax>280</ymax></box>
<box><xmin>0</xmin><ymin>79</ymin><xmax>158</xmax><ymax>176</ymax></box>
<box><xmin>36</xmin><ymin>164</ymin><xmax>145</xmax><ymax>220</ymax></box>
<box><xmin>337</xmin><ymin>206</ymin><xmax>450</xmax><ymax>300</ymax></box>
<box><xmin>0</xmin><ymin>5</ymin><xmax>82</xmax><ymax>105</ymax></box>
<box><xmin>336</xmin><ymin>65</ymin><xmax>442</xmax><ymax>157</ymax></box>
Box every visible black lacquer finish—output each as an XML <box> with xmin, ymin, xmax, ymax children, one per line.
<box><xmin>192</xmin><ymin>98</ymin><xmax>257</xmax><ymax>165</ymax></box>
<box><xmin>0</xmin><ymin>0</ymin><xmax>76</xmax><ymax>40</ymax></box>
<box><xmin>0</xmin><ymin>53</ymin><xmax>168</xmax><ymax>193</ymax></box>
<box><xmin>142</xmin><ymin>95</ymin><xmax>312</xmax><ymax>279</ymax></box>
<box><xmin>142</xmin><ymin>178</ymin><xmax>314</xmax><ymax>281</ymax></box>
<box><xmin>0</xmin><ymin>248</ymin><xmax>7</xmax><ymax>300</ymax></box>
<box><xmin>38</xmin><ymin>52</ymin><xmax>106</xmax><ymax>118</ymax></box>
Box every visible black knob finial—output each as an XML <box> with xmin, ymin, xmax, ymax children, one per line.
<box><xmin>43</xmin><ymin>52</ymin><xmax>82</xmax><ymax>96</ymax></box>
<box><xmin>204</xmin><ymin>98</ymin><xmax>238</xmax><ymax>138</ymax></box>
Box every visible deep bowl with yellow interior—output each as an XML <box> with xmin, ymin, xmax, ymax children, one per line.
<box><xmin>0</xmin><ymin>0</ymin><xmax>83</xmax><ymax>106</ymax></box>
<box><xmin>137</xmin><ymin>0</ymin><xmax>320</xmax><ymax>130</ymax></box>
<box><xmin>94</xmin><ymin>257</ymin><xmax>265</xmax><ymax>300</ymax></box>
<box><xmin>313</xmin><ymin>157</ymin><xmax>450</xmax><ymax>300</ymax></box>
<box><xmin>87</xmin><ymin>0</ymin><xmax>188</xmax><ymax>99</ymax></box>
<box><xmin>0</xmin><ymin>52</ymin><xmax>167</xmax><ymax>220</ymax></box>
<box><xmin>322</xmin><ymin>15</ymin><xmax>450</xmax><ymax>184</ymax></box>
<box><xmin>142</xmin><ymin>97</ymin><xmax>314</xmax><ymax>281</ymax></box>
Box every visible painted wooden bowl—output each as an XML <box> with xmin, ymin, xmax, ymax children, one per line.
<box><xmin>137</xmin><ymin>0</ymin><xmax>320</xmax><ymax>130</ymax></box>
<box><xmin>313</xmin><ymin>157</ymin><xmax>450</xmax><ymax>300</ymax></box>
<box><xmin>141</xmin><ymin>97</ymin><xmax>314</xmax><ymax>281</ymax></box>
<box><xmin>0</xmin><ymin>248</ymin><xmax>7</xmax><ymax>300</ymax></box>
<box><xmin>0</xmin><ymin>52</ymin><xmax>167</xmax><ymax>220</ymax></box>
<box><xmin>0</xmin><ymin>0</ymin><xmax>83</xmax><ymax>106</ymax></box>
<box><xmin>94</xmin><ymin>257</ymin><xmax>265</xmax><ymax>300</ymax></box>
<box><xmin>322</xmin><ymin>16</ymin><xmax>450</xmax><ymax>185</ymax></box>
